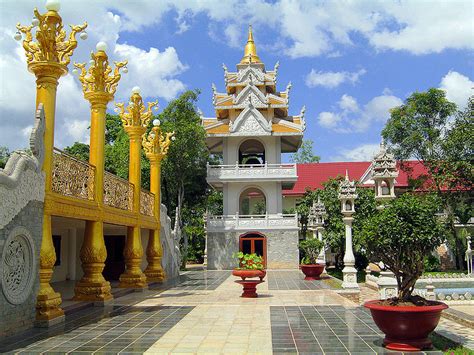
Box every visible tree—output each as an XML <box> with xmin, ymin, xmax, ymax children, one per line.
<box><xmin>296</xmin><ymin>176</ymin><xmax>376</xmax><ymax>269</ymax></box>
<box><xmin>291</xmin><ymin>139</ymin><xmax>320</xmax><ymax>163</ymax></box>
<box><xmin>360</xmin><ymin>193</ymin><xmax>445</xmax><ymax>302</ymax></box>
<box><xmin>64</xmin><ymin>142</ymin><xmax>89</xmax><ymax>161</ymax></box>
<box><xmin>382</xmin><ymin>89</ymin><xmax>473</xmax><ymax>269</ymax></box>
<box><xmin>0</xmin><ymin>146</ymin><xmax>10</xmax><ymax>169</ymax></box>
<box><xmin>159</xmin><ymin>90</ymin><xmax>209</xmax><ymax>268</ymax></box>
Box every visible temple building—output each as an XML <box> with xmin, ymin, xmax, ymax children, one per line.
<box><xmin>203</xmin><ymin>26</ymin><xmax>305</xmax><ymax>269</ymax></box>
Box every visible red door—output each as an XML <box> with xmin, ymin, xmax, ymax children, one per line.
<box><xmin>239</xmin><ymin>232</ymin><xmax>267</xmax><ymax>268</ymax></box>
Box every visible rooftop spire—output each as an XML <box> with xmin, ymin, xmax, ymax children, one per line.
<box><xmin>240</xmin><ymin>25</ymin><xmax>261</xmax><ymax>64</ymax></box>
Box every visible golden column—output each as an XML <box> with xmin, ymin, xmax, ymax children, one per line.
<box><xmin>15</xmin><ymin>0</ymin><xmax>87</xmax><ymax>324</ymax></box>
<box><xmin>116</xmin><ymin>88</ymin><xmax>157</xmax><ymax>288</ymax></box>
<box><xmin>73</xmin><ymin>42</ymin><xmax>127</xmax><ymax>302</ymax></box>
<box><xmin>142</xmin><ymin>119</ymin><xmax>174</xmax><ymax>282</ymax></box>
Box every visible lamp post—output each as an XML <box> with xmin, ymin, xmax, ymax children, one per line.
<box><xmin>308</xmin><ymin>197</ymin><xmax>327</xmax><ymax>264</ymax></box>
<box><xmin>16</xmin><ymin>0</ymin><xmax>87</xmax><ymax>324</ymax></box>
<box><xmin>142</xmin><ymin>119</ymin><xmax>174</xmax><ymax>282</ymax></box>
<box><xmin>73</xmin><ymin>42</ymin><xmax>127</xmax><ymax>301</ymax></box>
<box><xmin>116</xmin><ymin>88</ymin><xmax>158</xmax><ymax>287</ymax></box>
<box><xmin>372</xmin><ymin>139</ymin><xmax>399</xmax><ymax>298</ymax></box>
<box><xmin>338</xmin><ymin>171</ymin><xmax>359</xmax><ymax>290</ymax></box>
<box><xmin>372</xmin><ymin>139</ymin><xmax>398</xmax><ymax>209</ymax></box>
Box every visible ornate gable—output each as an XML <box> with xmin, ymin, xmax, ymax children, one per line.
<box><xmin>229</xmin><ymin>106</ymin><xmax>271</xmax><ymax>135</ymax></box>
<box><xmin>233</xmin><ymin>83</ymin><xmax>267</xmax><ymax>107</ymax></box>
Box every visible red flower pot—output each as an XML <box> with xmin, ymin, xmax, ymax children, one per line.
<box><xmin>232</xmin><ymin>269</ymin><xmax>266</xmax><ymax>281</ymax></box>
<box><xmin>364</xmin><ymin>300</ymin><xmax>448</xmax><ymax>351</ymax></box>
<box><xmin>300</xmin><ymin>264</ymin><xmax>325</xmax><ymax>280</ymax></box>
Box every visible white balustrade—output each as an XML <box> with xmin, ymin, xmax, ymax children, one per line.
<box><xmin>207</xmin><ymin>213</ymin><xmax>299</xmax><ymax>231</ymax></box>
<box><xmin>207</xmin><ymin>163</ymin><xmax>297</xmax><ymax>182</ymax></box>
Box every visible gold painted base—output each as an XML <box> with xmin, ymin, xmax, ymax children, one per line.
<box><xmin>144</xmin><ymin>268</ymin><xmax>166</xmax><ymax>283</ymax></box>
<box><xmin>119</xmin><ymin>271</ymin><xmax>148</xmax><ymax>289</ymax></box>
<box><xmin>73</xmin><ymin>280</ymin><xmax>113</xmax><ymax>302</ymax></box>
<box><xmin>36</xmin><ymin>291</ymin><xmax>64</xmax><ymax>323</ymax></box>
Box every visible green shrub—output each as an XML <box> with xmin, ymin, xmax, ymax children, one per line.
<box><xmin>424</xmin><ymin>254</ymin><xmax>441</xmax><ymax>272</ymax></box>
<box><xmin>232</xmin><ymin>252</ymin><xmax>264</xmax><ymax>270</ymax></box>
<box><xmin>299</xmin><ymin>238</ymin><xmax>324</xmax><ymax>265</ymax></box>
<box><xmin>360</xmin><ymin>193</ymin><xmax>445</xmax><ymax>301</ymax></box>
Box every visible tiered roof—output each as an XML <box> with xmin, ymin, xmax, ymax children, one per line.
<box><xmin>202</xmin><ymin>26</ymin><xmax>305</xmax><ymax>149</ymax></box>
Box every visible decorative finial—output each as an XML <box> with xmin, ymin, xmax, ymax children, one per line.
<box><xmin>240</xmin><ymin>25</ymin><xmax>261</xmax><ymax>64</ymax></box>
<box><xmin>345</xmin><ymin>169</ymin><xmax>349</xmax><ymax>180</ymax></box>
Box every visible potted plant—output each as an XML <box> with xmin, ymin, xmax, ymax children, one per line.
<box><xmin>360</xmin><ymin>193</ymin><xmax>448</xmax><ymax>351</ymax></box>
<box><xmin>232</xmin><ymin>252</ymin><xmax>266</xmax><ymax>281</ymax></box>
<box><xmin>299</xmin><ymin>238</ymin><xmax>325</xmax><ymax>280</ymax></box>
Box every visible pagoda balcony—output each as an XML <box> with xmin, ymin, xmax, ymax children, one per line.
<box><xmin>207</xmin><ymin>213</ymin><xmax>299</xmax><ymax>232</ymax></box>
<box><xmin>207</xmin><ymin>163</ymin><xmax>297</xmax><ymax>187</ymax></box>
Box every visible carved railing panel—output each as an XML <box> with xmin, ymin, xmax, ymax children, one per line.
<box><xmin>207</xmin><ymin>163</ymin><xmax>297</xmax><ymax>181</ymax></box>
<box><xmin>140</xmin><ymin>189</ymin><xmax>155</xmax><ymax>216</ymax></box>
<box><xmin>207</xmin><ymin>213</ymin><xmax>298</xmax><ymax>231</ymax></box>
<box><xmin>103</xmin><ymin>171</ymin><xmax>133</xmax><ymax>211</ymax></box>
<box><xmin>52</xmin><ymin>148</ymin><xmax>94</xmax><ymax>200</ymax></box>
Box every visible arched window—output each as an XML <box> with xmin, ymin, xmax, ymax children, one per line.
<box><xmin>239</xmin><ymin>187</ymin><xmax>266</xmax><ymax>215</ymax></box>
<box><xmin>239</xmin><ymin>139</ymin><xmax>265</xmax><ymax>165</ymax></box>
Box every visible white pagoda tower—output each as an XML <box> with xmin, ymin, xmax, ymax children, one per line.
<box><xmin>203</xmin><ymin>26</ymin><xmax>305</xmax><ymax>269</ymax></box>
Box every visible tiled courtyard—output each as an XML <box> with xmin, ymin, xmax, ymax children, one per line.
<box><xmin>0</xmin><ymin>270</ymin><xmax>472</xmax><ymax>354</ymax></box>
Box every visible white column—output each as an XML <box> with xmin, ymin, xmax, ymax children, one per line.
<box><xmin>316</xmin><ymin>227</ymin><xmax>326</xmax><ymax>264</ymax></box>
<box><xmin>67</xmin><ymin>228</ymin><xmax>77</xmax><ymax>280</ymax></box>
<box><xmin>342</xmin><ymin>216</ymin><xmax>359</xmax><ymax>289</ymax></box>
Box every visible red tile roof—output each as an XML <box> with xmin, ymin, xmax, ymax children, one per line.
<box><xmin>283</xmin><ymin>160</ymin><xmax>429</xmax><ymax>196</ymax></box>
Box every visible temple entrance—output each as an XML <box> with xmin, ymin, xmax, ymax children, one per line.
<box><xmin>103</xmin><ymin>235</ymin><xmax>126</xmax><ymax>281</ymax></box>
<box><xmin>239</xmin><ymin>232</ymin><xmax>267</xmax><ymax>267</ymax></box>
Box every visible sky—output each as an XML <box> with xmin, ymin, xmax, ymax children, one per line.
<box><xmin>0</xmin><ymin>0</ymin><xmax>473</xmax><ymax>162</ymax></box>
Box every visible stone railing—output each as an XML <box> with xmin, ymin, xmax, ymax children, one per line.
<box><xmin>103</xmin><ymin>171</ymin><xmax>133</xmax><ymax>211</ymax></box>
<box><xmin>207</xmin><ymin>163</ymin><xmax>297</xmax><ymax>182</ymax></box>
<box><xmin>413</xmin><ymin>285</ymin><xmax>473</xmax><ymax>304</ymax></box>
<box><xmin>140</xmin><ymin>189</ymin><xmax>155</xmax><ymax>216</ymax></box>
<box><xmin>207</xmin><ymin>213</ymin><xmax>299</xmax><ymax>231</ymax></box>
<box><xmin>52</xmin><ymin>148</ymin><xmax>95</xmax><ymax>200</ymax></box>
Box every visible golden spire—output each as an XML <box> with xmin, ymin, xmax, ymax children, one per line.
<box><xmin>240</xmin><ymin>25</ymin><xmax>261</xmax><ymax>64</ymax></box>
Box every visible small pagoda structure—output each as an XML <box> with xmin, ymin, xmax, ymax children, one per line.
<box><xmin>203</xmin><ymin>26</ymin><xmax>305</xmax><ymax>269</ymax></box>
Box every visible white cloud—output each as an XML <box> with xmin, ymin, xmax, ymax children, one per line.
<box><xmin>318</xmin><ymin>92</ymin><xmax>402</xmax><ymax>133</ymax></box>
<box><xmin>439</xmin><ymin>71</ymin><xmax>474</xmax><ymax>109</ymax></box>
<box><xmin>224</xmin><ymin>24</ymin><xmax>242</xmax><ymax>48</ymax></box>
<box><xmin>305</xmin><ymin>69</ymin><xmax>366</xmax><ymax>89</ymax></box>
<box><xmin>0</xmin><ymin>1</ymin><xmax>188</xmax><ymax>151</ymax></box>
<box><xmin>318</xmin><ymin>112</ymin><xmax>342</xmax><ymax>129</ymax></box>
<box><xmin>114</xmin><ymin>44</ymin><xmax>187</xmax><ymax>101</ymax></box>
<box><xmin>332</xmin><ymin>143</ymin><xmax>381</xmax><ymax>162</ymax></box>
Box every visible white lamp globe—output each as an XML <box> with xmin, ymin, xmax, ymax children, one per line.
<box><xmin>79</xmin><ymin>31</ymin><xmax>88</xmax><ymax>40</ymax></box>
<box><xmin>14</xmin><ymin>31</ymin><xmax>22</xmax><ymax>41</ymax></box>
<box><xmin>153</xmin><ymin>119</ymin><xmax>160</xmax><ymax>127</ymax></box>
<box><xmin>96</xmin><ymin>41</ymin><xmax>107</xmax><ymax>52</ymax></box>
<box><xmin>131</xmin><ymin>86</ymin><xmax>140</xmax><ymax>94</ymax></box>
<box><xmin>171</xmin><ymin>136</ymin><xmax>176</xmax><ymax>141</ymax></box>
<box><xmin>32</xmin><ymin>18</ymin><xmax>40</xmax><ymax>27</ymax></box>
<box><xmin>45</xmin><ymin>0</ymin><xmax>60</xmax><ymax>12</ymax></box>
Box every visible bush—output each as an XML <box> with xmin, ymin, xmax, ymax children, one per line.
<box><xmin>360</xmin><ymin>193</ymin><xmax>445</xmax><ymax>302</ymax></box>
<box><xmin>299</xmin><ymin>238</ymin><xmax>324</xmax><ymax>265</ymax></box>
<box><xmin>424</xmin><ymin>254</ymin><xmax>441</xmax><ymax>272</ymax></box>
<box><xmin>233</xmin><ymin>252</ymin><xmax>264</xmax><ymax>270</ymax></box>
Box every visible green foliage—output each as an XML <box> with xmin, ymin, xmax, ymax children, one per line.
<box><xmin>382</xmin><ymin>90</ymin><xmax>473</xmax><ymax>270</ymax></box>
<box><xmin>64</xmin><ymin>142</ymin><xmax>90</xmax><ymax>161</ymax></box>
<box><xmin>290</xmin><ymin>139</ymin><xmax>320</xmax><ymax>163</ymax></box>
<box><xmin>233</xmin><ymin>252</ymin><xmax>264</xmax><ymax>270</ymax></box>
<box><xmin>360</xmin><ymin>193</ymin><xmax>446</xmax><ymax>301</ymax></box>
<box><xmin>0</xmin><ymin>146</ymin><xmax>10</xmax><ymax>169</ymax></box>
<box><xmin>296</xmin><ymin>176</ymin><xmax>376</xmax><ymax>269</ymax></box>
<box><xmin>253</xmin><ymin>200</ymin><xmax>266</xmax><ymax>215</ymax></box>
<box><xmin>424</xmin><ymin>255</ymin><xmax>441</xmax><ymax>272</ymax></box>
<box><xmin>299</xmin><ymin>238</ymin><xmax>324</xmax><ymax>264</ymax></box>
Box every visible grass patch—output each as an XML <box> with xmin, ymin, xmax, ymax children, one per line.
<box><xmin>322</xmin><ymin>275</ymin><xmax>342</xmax><ymax>289</ymax></box>
<box><xmin>430</xmin><ymin>332</ymin><xmax>473</xmax><ymax>354</ymax></box>
<box><xmin>423</xmin><ymin>270</ymin><xmax>466</xmax><ymax>276</ymax></box>
<box><xmin>327</xmin><ymin>268</ymin><xmax>366</xmax><ymax>283</ymax></box>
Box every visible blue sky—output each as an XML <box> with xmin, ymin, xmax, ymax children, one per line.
<box><xmin>1</xmin><ymin>0</ymin><xmax>473</xmax><ymax>162</ymax></box>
